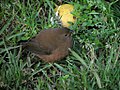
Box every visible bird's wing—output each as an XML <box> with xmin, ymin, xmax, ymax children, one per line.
<box><xmin>22</xmin><ymin>40</ymin><xmax>52</xmax><ymax>55</ymax></box>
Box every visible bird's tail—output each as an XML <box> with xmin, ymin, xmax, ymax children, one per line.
<box><xmin>18</xmin><ymin>40</ymin><xmax>28</xmax><ymax>46</ymax></box>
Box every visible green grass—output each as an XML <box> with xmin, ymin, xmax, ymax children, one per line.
<box><xmin>0</xmin><ymin>0</ymin><xmax>120</xmax><ymax>90</ymax></box>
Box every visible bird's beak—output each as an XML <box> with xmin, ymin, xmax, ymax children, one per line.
<box><xmin>70</xmin><ymin>30</ymin><xmax>74</xmax><ymax>33</ymax></box>
<box><xmin>68</xmin><ymin>30</ymin><xmax>73</xmax><ymax>36</ymax></box>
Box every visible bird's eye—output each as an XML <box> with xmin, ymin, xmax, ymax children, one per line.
<box><xmin>65</xmin><ymin>34</ymin><xmax>68</xmax><ymax>37</ymax></box>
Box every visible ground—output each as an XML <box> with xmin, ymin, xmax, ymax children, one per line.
<box><xmin>0</xmin><ymin>0</ymin><xmax>120</xmax><ymax>90</ymax></box>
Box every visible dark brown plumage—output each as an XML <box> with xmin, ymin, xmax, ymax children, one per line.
<box><xmin>22</xmin><ymin>27</ymin><xmax>73</xmax><ymax>62</ymax></box>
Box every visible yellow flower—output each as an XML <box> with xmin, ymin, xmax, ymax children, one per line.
<box><xmin>55</xmin><ymin>4</ymin><xmax>75</xmax><ymax>27</ymax></box>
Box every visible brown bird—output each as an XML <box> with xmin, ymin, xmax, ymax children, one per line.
<box><xmin>21</xmin><ymin>27</ymin><xmax>73</xmax><ymax>62</ymax></box>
